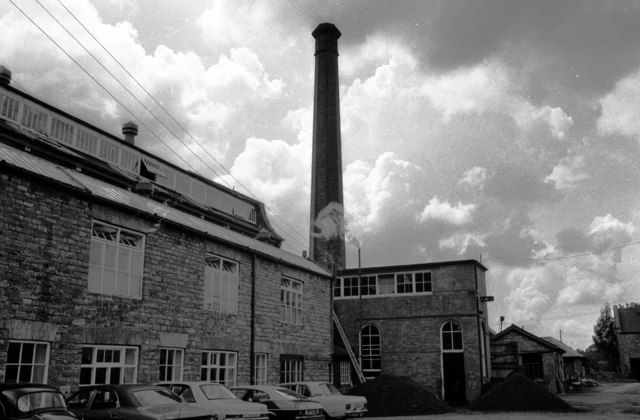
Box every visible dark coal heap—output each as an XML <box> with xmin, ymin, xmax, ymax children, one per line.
<box><xmin>470</xmin><ymin>373</ymin><xmax>577</xmax><ymax>412</ymax></box>
<box><xmin>345</xmin><ymin>374</ymin><xmax>448</xmax><ymax>416</ymax></box>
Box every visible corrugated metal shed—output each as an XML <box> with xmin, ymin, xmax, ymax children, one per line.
<box><xmin>0</xmin><ymin>142</ymin><xmax>330</xmax><ymax>277</ymax></box>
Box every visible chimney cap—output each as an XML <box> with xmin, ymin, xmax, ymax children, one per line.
<box><xmin>0</xmin><ymin>66</ymin><xmax>11</xmax><ymax>85</ymax></box>
<box><xmin>312</xmin><ymin>23</ymin><xmax>341</xmax><ymax>39</ymax></box>
<box><xmin>122</xmin><ymin>121</ymin><xmax>138</xmax><ymax>135</ymax></box>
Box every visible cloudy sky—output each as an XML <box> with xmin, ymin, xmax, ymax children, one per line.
<box><xmin>3</xmin><ymin>0</ymin><xmax>640</xmax><ymax>350</ymax></box>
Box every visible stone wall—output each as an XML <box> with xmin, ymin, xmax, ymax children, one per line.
<box><xmin>617</xmin><ymin>333</ymin><xmax>640</xmax><ymax>378</ymax></box>
<box><xmin>334</xmin><ymin>263</ymin><xmax>489</xmax><ymax>402</ymax></box>
<box><xmin>0</xmin><ymin>169</ymin><xmax>332</xmax><ymax>390</ymax></box>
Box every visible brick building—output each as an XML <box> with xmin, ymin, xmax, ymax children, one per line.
<box><xmin>333</xmin><ymin>261</ymin><xmax>492</xmax><ymax>403</ymax></box>
<box><xmin>490</xmin><ymin>325</ymin><xmax>565</xmax><ymax>394</ymax></box>
<box><xmin>614</xmin><ymin>303</ymin><xmax>640</xmax><ymax>380</ymax></box>
<box><xmin>0</xmin><ymin>68</ymin><xmax>333</xmax><ymax>394</ymax></box>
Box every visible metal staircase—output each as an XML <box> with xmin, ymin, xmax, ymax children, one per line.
<box><xmin>332</xmin><ymin>310</ymin><xmax>366</xmax><ymax>384</ymax></box>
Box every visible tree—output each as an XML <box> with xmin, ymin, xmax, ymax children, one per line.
<box><xmin>592</xmin><ymin>302</ymin><xmax>619</xmax><ymax>371</ymax></box>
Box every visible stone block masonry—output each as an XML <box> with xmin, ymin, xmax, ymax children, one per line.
<box><xmin>0</xmin><ymin>169</ymin><xmax>332</xmax><ymax>390</ymax></box>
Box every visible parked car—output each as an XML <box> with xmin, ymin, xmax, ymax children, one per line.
<box><xmin>230</xmin><ymin>385</ymin><xmax>323</xmax><ymax>420</ymax></box>
<box><xmin>66</xmin><ymin>384</ymin><xmax>215</xmax><ymax>420</ymax></box>
<box><xmin>581</xmin><ymin>378</ymin><xmax>599</xmax><ymax>387</ymax></box>
<box><xmin>279</xmin><ymin>382</ymin><xmax>366</xmax><ymax>419</ymax></box>
<box><xmin>0</xmin><ymin>383</ymin><xmax>77</xmax><ymax>419</ymax></box>
<box><xmin>157</xmin><ymin>381</ymin><xmax>268</xmax><ymax>420</ymax></box>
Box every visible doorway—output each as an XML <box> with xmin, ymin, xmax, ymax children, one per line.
<box><xmin>630</xmin><ymin>358</ymin><xmax>640</xmax><ymax>380</ymax></box>
<box><xmin>442</xmin><ymin>352</ymin><xmax>466</xmax><ymax>403</ymax></box>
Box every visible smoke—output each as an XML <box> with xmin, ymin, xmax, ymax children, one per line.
<box><xmin>311</xmin><ymin>201</ymin><xmax>361</xmax><ymax>249</ymax></box>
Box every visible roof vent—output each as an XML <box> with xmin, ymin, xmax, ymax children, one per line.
<box><xmin>0</xmin><ymin>66</ymin><xmax>11</xmax><ymax>85</ymax></box>
<box><xmin>134</xmin><ymin>180</ymin><xmax>154</xmax><ymax>195</ymax></box>
<box><xmin>122</xmin><ymin>121</ymin><xmax>138</xmax><ymax>144</ymax></box>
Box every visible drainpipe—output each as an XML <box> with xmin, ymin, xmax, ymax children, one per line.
<box><xmin>474</xmin><ymin>264</ymin><xmax>483</xmax><ymax>390</ymax></box>
<box><xmin>250</xmin><ymin>254</ymin><xmax>257</xmax><ymax>384</ymax></box>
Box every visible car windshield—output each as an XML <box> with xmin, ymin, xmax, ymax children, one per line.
<box><xmin>17</xmin><ymin>391</ymin><xmax>67</xmax><ymax>412</ymax></box>
<box><xmin>199</xmin><ymin>384</ymin><xmax>237</xmax><ymax>400</ymax></box>
<box><xmin>274</xmin><ymin>388</ymin><xmax>305</xmax><ymax>400</ymax></box>
<box><xmin>318</xmin><ymin>383</ymin><xmax>342</xmax><ymax>396</ymax></box>
<box><xmin>134</xmin><ymin>389</ymin><xmax>182</xmax><ymax>406</ymax></box>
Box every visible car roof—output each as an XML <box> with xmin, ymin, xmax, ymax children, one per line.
<box><xmin>159</xmin><ymin>381</ymin><xmax>226</xmax><ymax>387</ymax></box>
<box><xmin>0</xmin><ymin>384</ymin><xmax>63</xmax><ymax>400</ymax></box>
<box><xmin>230</xmin><ymin>385</ymin><xmax>288</xmax><ymax>391</ymax></box>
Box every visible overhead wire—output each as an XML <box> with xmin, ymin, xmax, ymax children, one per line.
<box><xmin>7</xmin><ymin>0</ymin><xmax>199</xmax><ymax>175</ymax></box>
<box><xmin>12</xmin><ymin>0</ymin><xmax>310</xmax><ymax>250</ymax></box>
<box><xmin>485</xmin><ymin>240</ymin><xmax>640</xmax><ymax>263</ymax></box>
<box><xmin>51</xmin><ymin>0</ymin><xmax>311</xmax><ymax>250</ymax></box>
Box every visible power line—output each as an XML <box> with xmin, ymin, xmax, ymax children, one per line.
<box><xmin>32</xmin><ymin>0</ymin><xmax>228</xmax><ymax>184</ymax></box>
<box><xmin>485</xmin><ymin>240</ymin><xmax>640</xmax><ymax>263</ymax></box>
<box><xmin>13</xmin><ymin>0</ymin><xmax>310</xmax><ymax>250</ymax></box>
<box><xmin>7</xmin><ymin>0</ymin><xmax>198</xmax><ymax>175</ymax></box>
<box><xmin>52</xmin><ymin>0</ymin><xmax>311</xmax><ymax>250</ymax></box>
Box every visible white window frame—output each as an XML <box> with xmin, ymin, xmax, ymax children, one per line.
<box><xmin>159</xmin><ymin>348</ymin><xmax>184</xmax><ymax>382</ymax></box>
<box><xmin>204</xmin><ymin>255</ymin><xmax>239</xmax><ymax>314</ymax></box>
<box><xmin>339</xmin><ymin>360</ymin><xmax>352</xmax><ymax>386</ymax></box>
<box><xmin>5</xmin><ymin>341</ymin><xmax>49</xmax><ymax>383</ymax></box>
<box><xmin>201</xmin><ymin>351</ymin><xmax>237</xmax><ymax>387</ymax></box>
<box><xmin>79</xmin><ymin>345</ymin><xmax>138</xmax><ymax>386</ymax></box>
<box><xmin>253</xmin><ymin>353</ymin><xmax>268</xmax><ymax>386</ymax></box>
<box><xmin>335</xmin><ymin>270</ymin><xmax>433</xmax><ymax>299</ymax></box>
<box><xmin>441</xmin><ymin>321</ymin><xmax>464</xmax><ymax>353</ymax></box>
<box><xmin>360</xmin><ymin>325</ymin><xmax>381</xmax><ymax>378</ymax></box>
<box><xmin>88</xmin><ymin>221</ymin><xmax>145</xmax><ymax>299</ymax></box>
<box><xmin>280</xmin><ymin>277</ymin><xmax>303</xmax><ymax>325</ymax></box>
<box><xmin>280</xmin><ymin>356</ymin><xmax>303</xmax><ymax>383</ymax></box>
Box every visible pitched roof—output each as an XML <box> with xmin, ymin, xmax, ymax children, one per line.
<box><xmin>0</xmin><ymin>142</ymin><xmax>331</xmax><ymax>278</ymax></box>
<box><xmin>491</xmin><ymin>324</ymin><xmax>565</xmax><ymax>353</ymax></box>
<box><xmin>541</xmin><ymin>337</ymin><xmax>584</xmax><ymax>358</ymax></box>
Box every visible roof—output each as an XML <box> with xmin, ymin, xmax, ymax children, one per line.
<box><xmin>491</xmin><ymin>324</ymin><xmax>565</xmax><ymax>354</ymax></box>
<box><xmin>0</xmin><ymin>142</ymin><xmax>331</xmax><ymax>278</ymax></box>
<box><xmin>616</xmin><ymin>304</ymin><xmax>640</xmax><ymax>333</ymax></box>
<box><xmin>339</xmin><ymin>259</ymin><xmax>487</xmax><ymax>275</ymax></box>
<box><xmin>541</xmin><ymin>336</ymin><xmax>585</xmax><ymax>358</ymax></box>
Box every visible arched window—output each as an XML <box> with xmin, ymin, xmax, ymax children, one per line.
<box><xmin>441</xmin><ymin>321</ymin><xmax>463</xmax><ymax>352</ymax></box>
<box><xmin>360</xmin><ymin>325</ymin><xmax>381</xmax><ymax>377</ymax></box>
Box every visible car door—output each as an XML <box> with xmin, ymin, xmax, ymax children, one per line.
<box><xmin>83</xmin><ymin>388</ymin><xmax>121</xmax><ymax>420</ymax></box>
<box><xmin>67</xmin><ymin>388</ymin><xmax>94</xmax><ymax>419</ymax></box>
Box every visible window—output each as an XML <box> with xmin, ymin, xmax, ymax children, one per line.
<box><xmin>343</xmin><ymin>277</ymin><xmax>359</xmax><ymax>297</ymax></box>
<box><xmin>360</xmin><ymin>325</ymin><xmax>381</xmax><ymax>378</ymax></box>
<box><xmin>253</xmin><ymin>353</ymin><xmax>268</xmax><ymax>385</ymax></box>
<box><xmin>281</xmin><ymin>277</ymin><xmax>303</xmax><ymax>325</ymax></box>
<box><xmin>521</xmin><ymin>353</ymin><xmax>544</xmax><ymax>380</ymax></box>
<box><xmin>441</xmin><ymin>321</ymin><xmax>463</xmax><ymax>352</ymax></box>
<box><xmin>5</xmin><ymin>341</ymin><xmax>49</xmax><ymax>383</ymax></box>
<box><xmin>339</xmin><ymin>360</ymin><xmax>352</xmax><ymax>386</ymax></box>
<box><xmin>88</xmin><ymin>221</ymin><xmax>144</xmax><ymax>299</ymax></box>
<box><xmin>333</xmin><ymin>278</ymin><xmax>342</xmax><ymax>297</ymax></box>
<box><xmin>377</xmin><ymin>274</ymin><xmax>395</xmax><ymax>295</ymax></box>
<box><xmin>204</xmin><ymin>256</ymin><xmax>239</xmax><ymax>314</ymax></box>
<box><xmin>280</xmin><ymin>356</ymin><xmax>303</xmax><ymax>383</ymax></box>
<box><xmin>201</xmin><ymin>351</ymin><xmax>237</xmax><ymax>387</ymax></box>
<box><xmin>79</xmin><ymin>346</ymin><xmax>137</xmax><ymax>385</ymax></box>
<box><xmin>415</xmin><ymin>272</ymin><xmax>432</xmax><ymax>293</ymax></box>
<box><xmin>360</xmin><ymin>275</ymin><xmax>376</xmax><ymax>296</ymax></box>
<box><xmin>159</xmin><ymin>348</ymin><xmax>183</xmax><ymax>382</ymax></box>
<box><xmin>396</xmin><ymin>273</ymin><xmax>413</xmax><ymax>293</ymax></box>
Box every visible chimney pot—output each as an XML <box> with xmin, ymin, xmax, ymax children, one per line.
<box><xmin>0</xmin><ymin>66</ymin><xmax>11</xmax><ymax>85</ymax></box>
<box><xmin>122</xmin><ymin>121</ymin><xmax>138</xmax><ymax>144</ymax></box>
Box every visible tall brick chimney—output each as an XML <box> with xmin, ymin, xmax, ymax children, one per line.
<box><xmin>309</xmin><ymin>23</ymin><xmax>346</xmax><ymax>272</ymax></box>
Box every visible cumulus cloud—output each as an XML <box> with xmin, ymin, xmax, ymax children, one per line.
<box><xmin>459</xmin><ymin>166</ymin><xmax>488</xmax><ymax>190</ymax></box>
<box><xmin>344</xmin><ymin>152</ymin><xmax>422</xmax><ymax>234</ymax></box>
<box><xmin>418</xmin><ymin>197</ymin><xmax>476</xmax><ymax>225</ymax></box>
<box><xmin>419</xmin><ymin>61</ymin><xmax>573</xmax><ymax>140</ymax></box>
<box><xmin>545</xmin><ymin>155</ymin><xmax>589</xmax><ymax>190</ymax></box>
<box><xmin>589</xmin><ymin>214</ymin><xmax>635</xmax><ymax>236</ymax></box>
<box><xmin>439</xmin><ymin>232</ymin><xmax>486</xmax><ymax>254</ymax></box>
<box><xmin>598</xmin><ymin>68</ymin><xmax>640</xmax><ymax>138</ymax></box>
